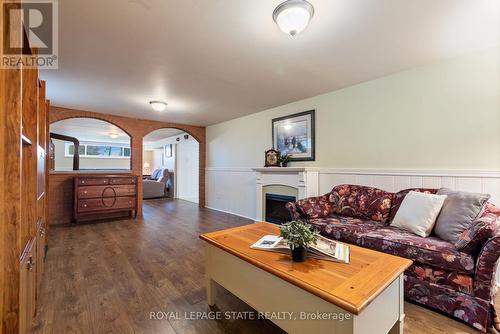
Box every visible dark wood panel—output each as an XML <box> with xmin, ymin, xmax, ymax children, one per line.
<box><xmin>77</xmin><ymin>197</ymin><xmax>136</xmax><ymax>213</ymax></box>
<box><xmin>19</xmin><ymin>239</ymin><xmax>36</xmax><ymax>334</ymax></box>
<box><xmin>74</xmin><ymin>176</ymin><xmax>138</xmax><ymax>223</ymax></box>
<box><xmin>78</xmin><ymin>185</ymin><xmax>136</xmax><ymax>199</ymax></box>
<box><xmin>77</xmin><ymin>178</ymin><xmax>109</xmax><ymax>186</ymax></box>
<box><xmin>109</xmin><ymin>177</ymin><xmax>137</xmax><ymax>185</ymax></box>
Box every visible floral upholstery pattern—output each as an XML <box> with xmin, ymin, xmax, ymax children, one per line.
<box><xmin>474</xmin><ymin>235</ymin><xmax>500</xmax><ymax>301</ymax></box>
<box><xmin>292</xmin><ymin>194</ymin><xmax>336</xmax><ymax>219</ymax></box>
<box><xmin>405</xmin><ymin>275</ymin><xmax>492</xmax><ymax>332</ymax></box>
<box><xmin>307</xmin><ymin>215</ymin><xmax>383</xmax><ymax>245</ymax></box>
<box><xmin>328</xmin><ymin>184</ymin><xmax>393</xmax><ymax>224</ymax></box>
<box><xmin>360</xmin><ymin>227</ymin><xmax>475</xmax><ymax>274</ymax></box>
<box><xmin>285</xmin><ymin>202</ymin><xmax>300</xmax><ymax>221</ymax></box>
<box><xmin>406</xmin><ymin>264</ymin><xmax>473</xmax><ymax>294</ymax></box>
<box><xmin>389</xmin><ymin>188</ymin><xmax>437</xmax><ymax>222</ymax></box>
<box><xmin>455</xmin><ymin>203</ymin><xmax>500</xmax><ymax>254</ymax></box>
<box><xmin>287</xmin><ymin>187</ymin><xmax>500</xmax><ymax>332</ymax></box>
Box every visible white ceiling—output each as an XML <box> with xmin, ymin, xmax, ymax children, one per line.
<box><xmin>50</xmin><ymin>118</ymin><xmax>130</xmax><ymax>143</ymax></box>
<box><xmin>41</xmin><ymin>0</ymin><xmax>500</xmax><ymax>126</ymax></box>
<box><xmin>143</xmin><ymin>128</ymin><xmax>184</xmax><ymax>143</ymax></box>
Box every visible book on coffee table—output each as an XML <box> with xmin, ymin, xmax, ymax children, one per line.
<box><xmin>251</xmin><ymin>234</ymin><xmax>350</xmax><ymax>263</ymax></box>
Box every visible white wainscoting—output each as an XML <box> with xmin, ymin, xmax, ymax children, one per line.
<box><xmin>206</xmin><ymin>168</ymin><xmax>500</xmax><ymax>220</ymax></box>
<box><xmin>318</xmin><ymin>169</ymin><xmax>500</xmax><ymax>206</ymax></box>
<box><xmin>206</xmin><ymin>167</ymin><xmax>256</xmax><ymax>220</ymax></box>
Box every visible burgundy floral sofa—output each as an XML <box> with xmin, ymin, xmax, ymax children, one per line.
<box><xmin>286</xmin><ymin>184</ymin><xmax>500</xmax><ymax>332</ymax></box>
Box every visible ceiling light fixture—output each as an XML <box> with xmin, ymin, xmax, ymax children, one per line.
<box><xmin>273</xmin><ymin>0</ymin><xmax>314</xmax><ymax>36</ymax></box>
<box><xmin>149</xmin><ymin>101</ymin><xmax>168</xmax><ymax>112</ymax></box>
<box><xmin>109</xmin><ymin>132</ymin><xmax>119</xmax><ymax>139</ymax></box>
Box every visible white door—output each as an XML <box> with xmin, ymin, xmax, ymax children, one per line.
<box><xmin>176</xmin><ymin>139</ymin><xmax>199</xmax><ymax>203</ymax></box>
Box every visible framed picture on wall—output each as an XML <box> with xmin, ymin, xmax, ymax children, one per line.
<box><xmin>164</xmin><ymin>144</ymin><xmax>173</xmax><ymax>158</ymax></box>
<box><xmin>272</xmin><ymin>110</ymin><xmax>315</xmax><ymax>161</ymax></box>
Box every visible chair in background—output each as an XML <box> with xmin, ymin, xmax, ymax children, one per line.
<box><xmin>143</xmin><ymin>168</ymin><xmax>170</xmax><ymax>199</ymax></box>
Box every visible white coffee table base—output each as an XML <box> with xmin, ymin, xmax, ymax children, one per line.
<box><xmin>205</xmin><ymin>244</ymin><xmax>404</xmax><ymax>334</ymax></box>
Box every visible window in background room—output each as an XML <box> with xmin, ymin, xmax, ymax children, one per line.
<box><xmin>50</xmin><ymin>118</ymin><xmax>132</xmax><ymax>171</ymax></box>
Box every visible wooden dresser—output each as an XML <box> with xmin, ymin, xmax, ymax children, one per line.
<box><xmin>73</xmin><ymin>175</ymin><xmax>138</xmax><ymax>223</ymax></box>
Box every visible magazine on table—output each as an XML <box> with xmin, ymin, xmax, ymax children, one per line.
<box><xmin>250</xmin><ymin>235</ymin><xmax>350</xmax><ymax>263</ymax></box>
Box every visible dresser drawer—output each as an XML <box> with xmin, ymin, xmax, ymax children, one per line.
<box><xmin>77</xmin><ymin>178</ymin><xmax>109</xmax><ymax>186</ymax></box>
<box><xmin>78</xmin><ymin>185</ymin><xmax>136</xmax><ymax>199</ymax></box>
<box><xmin>77</xmin><ymin>197</ymin><xmax>136</xmax><ymax>213</ymax></box>
<box><xmin>109</xmin><ymin>177</ymin><xmax>136</xmax><ymax>185</ymax></box>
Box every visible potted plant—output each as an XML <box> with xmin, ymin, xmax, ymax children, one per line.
<box><xmin>279</xmin><ymin>220</ymin><xmax>320</xmax><ymax>262</ymax></box>
<box><xmin>279</xmin><ymin>154</ymin><xmax>291</xmax><ymax>167</ymax></box>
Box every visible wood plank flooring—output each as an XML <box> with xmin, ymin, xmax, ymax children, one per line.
<box><xmin>33</xmin><ymin>199</ymin><xmax>497</xmax><ymax>334</ymax></box>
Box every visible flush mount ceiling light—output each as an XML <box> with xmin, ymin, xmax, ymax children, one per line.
<box><xmin>273</xmin><ymin>0</ymin><xmax>314</xmax><ymax>36</ymax></box>
<box><xmin>108</xmin><ymin>132</ymin><xmax>119</xmax><ymax>139</ymax></box>
<box><xmin>149</xmin><ymin>101</ymin><xmax>168</xmax><ymax>112</ymax></box>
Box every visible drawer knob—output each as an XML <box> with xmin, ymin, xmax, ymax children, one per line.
<box><xmin>27</xmin><ymin>257</ymin><xmax>34</xmax><ymax>272</ymax></box>
<box><xmin>83</xmin><ymin>204</ymin><xmax>88</xmax><ymax>207</ymax></box>
<box><xmin>82</xmin><ymin>181</ymin><xmax>85</xmax><ymax>184</ymax></box>
<box><xmin>83</xmin><ymin>191</ymin><xmax>87</xmax><ymax>194</ymax></box>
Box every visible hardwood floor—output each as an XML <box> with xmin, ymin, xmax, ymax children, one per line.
<box><xmin>34</xmin><ymin>199</ymin><xmax>496</xmax><ymax>334</ymax></box>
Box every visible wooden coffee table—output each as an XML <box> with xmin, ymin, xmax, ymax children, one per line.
<box><xmin>200</xmin><ymin>222</ymin><xmax>412</xmax><ymax>334</ymax></box>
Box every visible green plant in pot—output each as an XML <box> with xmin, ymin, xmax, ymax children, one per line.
<box><xmin>279</xmin><ymin>220</ymin><xmax>320</xmax><ymax>262</ymax></box>
<box><xmin>279</xmin><ymin>154</ymin><xmax>291</xmax><ymax>167</ymax></box>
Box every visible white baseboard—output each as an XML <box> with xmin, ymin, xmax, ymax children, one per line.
<box><xmin>205</xmin><ymin>206</ymin><xmax>255</xmax><ymax>222</ymax></box>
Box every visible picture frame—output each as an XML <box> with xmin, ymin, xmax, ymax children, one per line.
<box><xmin>272</xmin><ymin>110</ymin><xmax>315</xmax><ymax>161</ymax></box>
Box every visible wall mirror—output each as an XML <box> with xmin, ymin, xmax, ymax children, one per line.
<box><xmin>49</xmin><ymin>118</ymin><xmax>131</xmax><ymax>172</ymax></box>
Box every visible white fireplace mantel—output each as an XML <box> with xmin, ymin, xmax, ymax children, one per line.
<box><xmin>252</xmin><ymin>167</ymin><xmax>320</xmax><ymax>221</ymax></box>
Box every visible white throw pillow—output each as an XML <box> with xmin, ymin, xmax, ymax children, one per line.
<box><xmin>390</xmin><ymin>191</ymin><xmax>447</xmax><ymax>237</ymax></box>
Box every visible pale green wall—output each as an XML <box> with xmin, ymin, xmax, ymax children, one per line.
<box><xmin>207</xmin><ymin>48</ymin><xmax>500</xmax><ymax>169</ymax></box>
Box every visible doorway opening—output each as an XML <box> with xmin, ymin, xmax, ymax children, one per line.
<box><xmin>142</xmin><ymin>128</ymin><xmax>199</xmax><ymax>204</ymax></box>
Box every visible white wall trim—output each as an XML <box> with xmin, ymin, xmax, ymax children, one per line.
<box><xmin>205</xmin><ymin>206</ymin><xmax>255</xmax><ymax>221</ymax></box>
<box><xmin>206</xmin><ymin>167</ymin><xmax>253</xmax><ymax>172</ymax></box>
<box><xmin>318</xmin><ymin>168</ymin><xmax>500</xmax><ymax>178</ymax></box>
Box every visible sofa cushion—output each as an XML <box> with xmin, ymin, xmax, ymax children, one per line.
<box><xmin>307</xmin><ymin>215</ymin><xmax>383</xmax><ymax>245</ymax></box>
<box><xmin>295</xmin><ymin>194</ymin><xmax>336</xmax><ymax>219</ymax></box>
<box><xmin>328</xmin><ymin>184</ymin><xmax>392</xmax><ymax>224</ymax></box>
<box><xmin>389</xmin><ymin>188</ymin><xmax>437</xmax><ymax>223</ymax></box>
<box><xmin>405</xmin><ymin>264</ymin><xmax>473</xmax><ymax>295</ymax></box>
<box><xmin>434</xmin><ymin>188</ymin><xmax>490</xmax><ymax>243</ymax></box>
<box><xmin>455</xmin><ymin>203</ymin><xmax>499</xmax><ymax>254</ymax></box>
<box><xmin>360</xmin><ymin>226</ymin><xmax>475</xmax><ymax>274</ymax></box>
<box><xmin>390</xmin><ymin>191</ymin><xmax>447</xmax><ymax>237</ymax></box>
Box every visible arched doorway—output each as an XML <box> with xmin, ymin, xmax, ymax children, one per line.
<box><xmin>142</xmin><ymin>128</ymin><xmax>200</xmax><ymax>204</ymax></box>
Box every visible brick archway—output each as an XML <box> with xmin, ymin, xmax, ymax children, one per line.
<box><xmin>49</xmin><ymin>106</ymin><xmax>206</xmax><ymax>221</ymax></box>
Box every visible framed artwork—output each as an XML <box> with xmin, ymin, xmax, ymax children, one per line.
<box><xmin>164</xmin><ymin>144</ymin><xmax>173</xmax><ymax>158</ymax></box>
<box><xmin>272</xmin><ymin>110</ymin><xmax>315</xmax><ymax>161</ymax></box>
